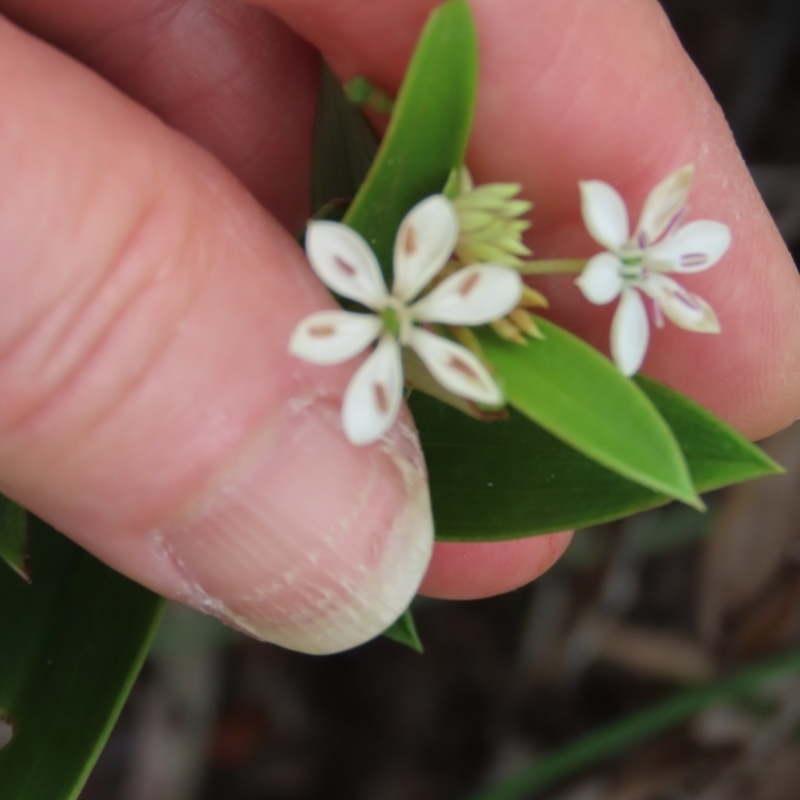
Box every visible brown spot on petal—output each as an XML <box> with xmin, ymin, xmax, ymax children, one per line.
<box><xmin>334</xmin><ymin>256</ymin><xmax>357</xmax><ymax>276</ymax></box>
<box><xmin>308</xmin><ymin>324</ymin><xmax>336</xmax><ymax>337</ymax></box>
<box><xmin>458</xmin><ymin>272</ymin><xmax>481</xmax><ymax>297</ymax></box>
<box><xmin>374</xmin><ymin>383</ymin><xmax>389</xmax><ymax>413</ymax></box>
<box><xmin>448</xmin><ymin>355</ymin><xmax>481</xmax><ymax>382</ymax></box>
<box><xmin>402</xmin><ymin>224</ymin><xmax>417</xmax><ymax>256</ymax></box>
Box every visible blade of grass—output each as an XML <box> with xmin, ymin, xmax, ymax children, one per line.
<box><xmin>465</xmin><ymin>647</ymin><xmax>800</xmax><ymax>800</ymax></box>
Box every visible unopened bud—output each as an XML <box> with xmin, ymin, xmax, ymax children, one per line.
<box><xmin>490</xmin><ymin>318</ymin><xmax>527</xmax><ymax>345</ymax></box>
<box><xmin>508</xmin><ymin>308</ymin><xmax>545</xmax><ymax>340</ymax></box>
<box><xmin>520</xmin><ymin>285</ymin><xmax>549</xmax><ymax>309</ymax></box>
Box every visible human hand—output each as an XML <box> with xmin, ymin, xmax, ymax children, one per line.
<box><xmin>0</xmin><ymin>0</ymin><xmax>796</xmax><ymax>654</ymax></box>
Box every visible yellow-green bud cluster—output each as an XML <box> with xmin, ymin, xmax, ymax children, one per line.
<box><xmin>452</xmin><ymin>168</ymin><xmax>533</xmax><ymax>268</ymax></box>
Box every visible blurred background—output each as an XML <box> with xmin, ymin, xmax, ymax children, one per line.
<box><xmin>80</xmin><ymin>1</ymin><xmax>800</xmax><ymax>798</ymax></box>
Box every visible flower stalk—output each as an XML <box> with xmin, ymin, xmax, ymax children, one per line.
<box><xmin>517</xmin><ymin>259</ymin><xmax>588</xmax><ymax>275</ymax></box>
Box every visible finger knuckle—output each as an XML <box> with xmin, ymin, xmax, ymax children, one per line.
<box><xmin>0</xmin><ymin>162</ymin><xmax>207</xmax><ymax>445</ymax></box>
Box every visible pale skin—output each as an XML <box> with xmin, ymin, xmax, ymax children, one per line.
<box><xmin>0</xmin><ymin>0</ymin><xmax>798</xmax><ymax>650</ymax></box>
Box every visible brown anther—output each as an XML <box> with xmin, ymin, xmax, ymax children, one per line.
<box><xmin>334</xmin><ymin>256</ymin><xmax>357</xmax><ymax>276</ymax></box>
<box><xmin>448</xmin><ymin>356</ymin><xmax>480</xmax><ymax>381</ymax></box>
<box><xmin>402</xmin><ymin>224</ymin><xmax>418</xmax><ymax>256</ymax></box>
<box><xmin>458</xmin><ymin>272</ymin><xmax>481</xmax><ymax>297</ymax></box>
<box><xmin>374</xmin><ymin>383</ymin><xmax>389</xmax><ymax>413</ymax></box>
<box><xmin>308</xmin><ymin>324</ymin><xmax>335</xmax><ymax>337</ymax></box>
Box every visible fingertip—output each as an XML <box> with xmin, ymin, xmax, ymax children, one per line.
<box><xmin>148</xmin><ymin>404</ymin><xmax>434</xmax><ymax>655</ymax></box>
<box><xmin>418</xmin><ymin>531</ymin><xmax>573</xmax><ymax>601</ymax></box>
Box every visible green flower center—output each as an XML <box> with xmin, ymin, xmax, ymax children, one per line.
<box><xmin>381</xmin><ymin>306</ymin><xmax>402</xmax><ymax>337</ymax></box>
<box><xmin>620</xmin><ymin>254</ymin><xmax>644</xmax><ymax>279</ymax></box>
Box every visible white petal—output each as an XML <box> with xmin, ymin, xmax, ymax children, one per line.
<box><xmin>341</xmin><ymin>335</ymin><xmax>404</xmax><ymax>446</ymax></box>
<box><xmin>392</xmin><ymin>195</ymin><xmax>459</xmax><ymax>302</ymax></box>
<box><xmin>642</xmin><ymin>274</ymin><xmax>720</xmax><ymax>333</ymax></box>
<box><xmin>645</xmin><ymin>221</ymin><xmax>731</xmax><ymax>273</ymax></box>
<box><xmin>306</xmin><ymin>220</ymin><xmax>388</xmax><ymax>308</ymax></box>
<box><xmin>408</xmin><ymin>327</ymin><xmax>502</xmax><ymax>406</ymax></box>
<box><xmin>575</xmin><ymin>253</ymin><xmax>624</xmax><ymax>304</ymax></box>
<box><xmin>289</xmin><ymin>310</ymin><xmax>382</xmax><ymax>365</ymax></box>
<box><xmin>634</xmin><ymin>164</ymin><xmax>694</xmax><ymax>247</ymax></box>
<box><xmin>611</xmin><ymin>288</ymin><xmax>649</xmax><ymax>377</ymax></box>
<box><xmin>579</xmin><ymin>180</ymin><xmax>630</xmax><ymax>251</ymax></box>
<box><xmin>410</xmin><ymin>265</ymin><xmax>522</xmax><ymax>325</ymax></box>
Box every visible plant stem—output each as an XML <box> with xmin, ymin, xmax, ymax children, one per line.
<box><xmin>517</xmin><ymin>259</ymin><xmax>587</xmax><ymax>275</ymax></box>
<box><xmin>465</xmin><ymin>647</ymin><xmax>800</xmax><ymax>800</ymax></box>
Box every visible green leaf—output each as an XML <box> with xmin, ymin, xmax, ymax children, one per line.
<box><xmin>343</xmin><ymin>0</ymin><xmax>478</xmax><ymax>279</ymax></box>
<box><xmin>478</xmin><ymin>319</ymin><xmax>700</xmax><ymax>507</ymax></box>
<box><xmin>382</xmin><ymin>609</ymin><xmax>424</xmax><ymax>653</ymax></box>
<box><xmin>150</xmin><ymin>602</ymin><xmax>243</xmax><ymax>657</ymax></box>
<box><xmin>635</xmin><ymin>374</ymin><xmax>782</xmax><ymax>487</ymax></box>
<box><xmin>0</xmin><ymin>497</ymin><xmax>28</xmax><ymax>581</ymax></box>
<box><xmin>311</xmin><ymin>62</ymin><xmax>379</xmax><ymax>218</ymax></box>
<box><xmin>413</xmin><ymin>374</ymin><xmax>780</xmax><ymax>541</ymax></box>
<box><xmin>0</xmin><ymin>519</ymin><xmax>164</xmax><ymax>800</ymax></box>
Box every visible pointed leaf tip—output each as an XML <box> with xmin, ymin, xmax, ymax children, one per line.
<box><xmin>412</xmin><ymin>373</ymin><xmax>770</xmax><ymax>544</ymax></box>
<box><xmin>382</xmin><ymin>608</ymin><xmax>424</xmax><ymax>652</ymax></box>
<box><xmin>635</xmin><ymin>375</ymin><xmax>785</xmax><ymax>482</ymax></box>
<box><xmin>478</xmin><ymin>318</ymin><xmax>700</xmax><ymax>507</ymax></box>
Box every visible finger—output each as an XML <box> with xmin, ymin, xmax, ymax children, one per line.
<box><xmin>420</xmin><ymin>533</ymin><xmax>573</xmax><ymax>600</ymax></box>
<box><xmin>0</xmin><ymin>18</ymin><xmax>433</xmax><ymax>654</ymax></box>
<box><xmin>0</xmin><ymin>0</ymin><xmax>318</xmax><ymax>232</ymax></box>
<box><xmin>256</xmin><ymin>0</ymin><xmax>800</xmax><ymax>441</ymax></box>
<box><xmin>0</xmin><ymin>3</ymin><xmax>550</xmax><ymax>610</ymax></box>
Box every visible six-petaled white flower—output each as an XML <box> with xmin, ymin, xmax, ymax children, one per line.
<box><xmin>290</xmin><ymin>195</ymin><xmax>522</xmax><ymax>445</ymax></box>
<box><xmin>575</xmin><ymin>164</ymin><xmax>731</xmax><ymax>376</ymax></box>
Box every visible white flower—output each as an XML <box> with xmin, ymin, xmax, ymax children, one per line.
<box><xmin>575</xmin><ymin>164</ymin><xmax>731</xmax><ymax>376</ymax></box>
<box><xmin>290</xmin><ymin>195</ymin><xmax>522</xmax><ymax>445</ymax></box>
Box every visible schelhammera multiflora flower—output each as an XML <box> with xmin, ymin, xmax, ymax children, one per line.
<box><xmin>576</xmin><ymin>164</ymin><xmax>731</xmax><ymax>376</ymax></box>
<box><xmin>290</xmin><ymin>195</ymin><xmax>522</xmax><ymax>445</ymax></box>
<box><xmin>451</xmin><ymin>167</ymin><xmax>547</xmax><ymax>342</ymax></box>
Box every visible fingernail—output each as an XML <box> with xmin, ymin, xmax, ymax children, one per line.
<box><xmin>151</xmin><ymin>397</ymin><xmax>433</xmax><ymax>654</ymax></box>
